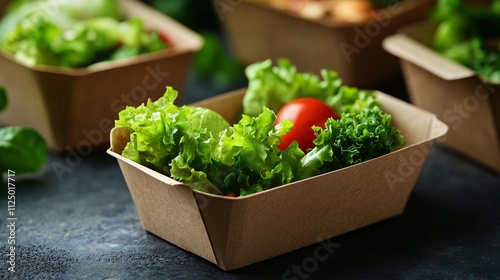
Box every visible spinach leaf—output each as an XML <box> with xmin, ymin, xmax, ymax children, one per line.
<box><xmin>0</xmin><ymin>126</ymin><xmax>47</xmax><ymax>174</ymax></box>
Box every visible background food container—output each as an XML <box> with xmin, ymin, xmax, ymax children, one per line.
<box><xmin>383</xmin><ymin>21</ymin><xmax>500</xmax><ymax>174</ymax></box>
<box><xmin>107</xmin><ymin>89</ymin><xmax>447</xmax><ymax>270</ymax></box>
<box><xmin>0</xmin><ymin>0</ymin><xmax>203</xmax><ymax>153</ymax></box>
<box><xmin>219</xmin><ymin>0</ymin><xmax>435</xmax><ymax>88</ymax></box>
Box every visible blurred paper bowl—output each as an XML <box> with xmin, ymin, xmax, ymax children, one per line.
<box><xmin>218</xmin><ymin>0</ymin><xmax>435</xmax><ymax>88</ymax></box>
<box><xmin>383</xmin><ymin>20</ymin><xmax>500</xmax><ymax>173</ymax></box>
<box><xmin>0</xmin><ymin>0</ymin><xmax>203</xmax><ymax>153</ymax></box>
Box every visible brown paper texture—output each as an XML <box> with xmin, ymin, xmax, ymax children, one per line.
<box><xmin>0</xmin><ymin>0</ymin><xmax>203</xmax><ymax>153</ymax></box>
<box><xmin>383</xmin><ymin>20</ymin><xmax>500</xmax><ymax>173</ymax></box>
<box><xmin>220</xmin><ymin>0</ymin><xmax>434</xmax><ymax>88</ymax></box>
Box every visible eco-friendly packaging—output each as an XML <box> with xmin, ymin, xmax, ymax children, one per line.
<box><xmin>0</xmin><ymin>0</ymin><xmax>203</xmax><ymax>153</ymax></box>
<box><xmin>219</xmin><ymin>0</ymin><xmax>434</xmax><ymax>88</ymax></box>
<box><xmin>383</xmin><ymin>21</ymin><xmax>500</xmax><ymax>173</ymax></box>
<box><xmin>107</xmin><ymin>89</ymin><xmax>448</xmax><ymax>270</ymax></box>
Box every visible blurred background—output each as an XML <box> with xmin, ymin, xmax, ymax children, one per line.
<box><xmin>140</xmin><ymin>0</ymin><xmax>249</xmax><ymax>103</ymax></box>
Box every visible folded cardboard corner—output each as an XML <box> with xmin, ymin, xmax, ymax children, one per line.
<box><xmin>108</xmin><ymin>88</ymin><xmax>447</xmax><ymax>270</ymax></box>
<box><xmin>383</xmin><ymin>20</ymin><xmax>500</xmax><ymax>173</ymax></box>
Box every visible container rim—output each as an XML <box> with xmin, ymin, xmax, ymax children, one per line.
<box><xmin>244</xmin><ymin>0</ymin><xmax>435</xmax><ymax>29</ymax></box>
<box><xmin>107</xmin><ymin>89</ymin><xmax>449</xmax><ymax>200</ymax></box>
<box><xmin>383</xmin><ymin>20</ymin><xmax>500</xmax><ymax>86</ymax></box>
<box><xmin>0</xmin><ymin>0</ymin><xmax>203</xmax><ymax>76</ymax></box>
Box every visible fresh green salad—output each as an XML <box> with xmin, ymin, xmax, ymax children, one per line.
<box><xmin>115</xmin><ymin>60</ymin><xmax>404</xmax><ymax>197</ymax></box>
<box><xmin>431</xmin><ymin>0</ymin><xmax>500</xmax><ymax>82</ymax></box>
<box><xmin>243</xmin><ymin>58</ymin><xmax>380</xmax><ymax>117</ymax></box>
<box><xmin>0</xmin><ymin>0</ymin><xmax>169</xmax><ymax>68</ymax></box>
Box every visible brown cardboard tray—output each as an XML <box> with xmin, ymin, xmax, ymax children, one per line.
<box><xmin>0</xmin><ymin>0</ymin><xmax>203</xmax><ymax>153</ymax></box>
<box><xmin>107</xmin><ymin>88</ymin><xmax>448</xmax><ymax>270</ymax></box>
<box><xmin>383</xmin><ymin>20</ymin><xmax>500</xmax><ymax>173</ymax></box>
<box><xmin>219</xmin><ymin>0</ymin><xmax>435</xmax><ymax>88</ymax></box>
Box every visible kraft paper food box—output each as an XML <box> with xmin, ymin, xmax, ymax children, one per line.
<box><xmin>107</xmin><ymin>88</ymin><xmax>448</xmax><ymax>270</ymax></box>
<box><xmin>383</xmin><ymin>21</ymin><xmax>500</xmax><ymax>173</ymax></box>
<box><xmin>218</xmin><ymin>0</ymin><xmax>435</xmax><ymax>88</ymax></box>
<box><xmin>0</xmin><ymin>0</ymin><xmax>203</xmax><ymax>153</ymax></box>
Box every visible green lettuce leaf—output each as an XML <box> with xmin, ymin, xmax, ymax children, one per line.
<box><xmin>116</xmin><ymin>87</ymin><xmax>307</xmax><ymax>196</ymax></box>
<box><xmin>0</xmin><ymin>126</ymin><xmax>48</xmax><ymax>174</ymax></box>
<box><xmin>242</xmin><ymin>58</ymin><xmax>380</xmax><ymax>117</ymax></box>
<box><xmin>431</xmin><ymin>0</ymin><xmax>500</xmax><ymax>82</ymax></box>
<box><xmin>116</xmin><ymin>87</ymin><xmax>230</xmax><ymax>195</ymax></box>
<box><xmin>206</xmin><ymin>107</ymin><xmax>304</xmax><ymax>196</ymax></box>
<box><xmin>0</xmin><ymin>0</ymin><xmax>167</xmax><ymax>68</ymax></box>
<box><xmin>115</xmin><ymin>63</ymin><xmax>404</xmax><ymax>196</ymax></box>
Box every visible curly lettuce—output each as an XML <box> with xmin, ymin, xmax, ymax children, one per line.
<box><xmin>116</xmin><ymin>87</ymin><xmax>309</xmax><ymax>196</ymax></box>
<box><xmin>116</xmin><ymin>87</ymin><xmax>230</xmax><ymax>195</ymax></box>
<box><xmin>298</xmin><ymin>107</ymin><xmax>405</xmax><ymax>180</ymax></box>
<box><xmin>206</xmin><ymin>107</ymin><xmax>304</xmax><ymax>196</ymax></box>
<box><xmin>116</xmin><ymin>85</ymin><xmax>404</xmax><ymax>196</ymax></box>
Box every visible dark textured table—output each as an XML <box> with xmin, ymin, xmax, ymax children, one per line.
<box><xmin>1</xmin><ymin>73</ymin><xmax>500</xmax><ymax>280</ymax></box>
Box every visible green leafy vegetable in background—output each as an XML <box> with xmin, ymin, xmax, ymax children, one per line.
<box><xmin>194</xmin><ymin>33</ymin><xmax>246</xmax><ymax>90</ymax></box>
<box><xmin>431</xmin><ymin>0</ymin><xmax>500</xmax><ymax>82</ymax></box>
<box><xmin>116</xmin><ymin>60</ymin><xmax>404</xmax><ymax>196</ymax></box>
<box><xmin>243</xmin><ymin>58</ymin><xmax>380</xmax><ymax>117</ymax></box>
<box><xmin>145</xmin><ymin>0</ymin><xmax>218</xmax><ymax>31</ymax></box>
<box><xmin>146</xmin><ymin>0</ymin><xmax>246</xmax><ymax>90</ymax></box>
<box><xmin>0</xmin><ymin>127</ymin><xmax>47</xmax><ymax>174</ymax></box>
<box><xmin>0</xmin><ymin>0</ymin><xmax>168</xmax><ymax>68</ymax></box>
<box><xmin>0</xmin><ymin>85</ymin><xmax>47</xmax><ymax>175</ymax></box>
<box><xmin>0</xmin><ymin>85</ymin><xmax>7</xmax><ymax>112</ymax></box>
<box><xmin>56</xmin><ymin>0</ymin><xmax>122</xmax><ymax>20</ymax></box>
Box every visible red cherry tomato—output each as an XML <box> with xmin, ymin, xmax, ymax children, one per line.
<box><xmin>275</xmin><ymin>98</ymin><xmax>340</xmax><ymax>152</ymax></box>
<box><xmin>225</xmin><ymin>192</ymin><xmax>237</xmax><ymax>197</ymax></box>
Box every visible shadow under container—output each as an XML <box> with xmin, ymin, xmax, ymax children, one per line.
<box><xmin>219</xmin><ymin>0</ymin><xmax>435</xmax><ymax>88</ymax></box>
<box><xmin>107</xmin><ymin>88</ymin><xmax>447</xmax><ymax>270</ymax></box>
<box><xmin>383</xmin><ymin>21</ymin><xmax>500</xmax><ymax>173</ymax></box>
<box><xmin>0</xmin><ymin>0</ymin><xmax>203</xmax><ymax>153</ymax></box>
